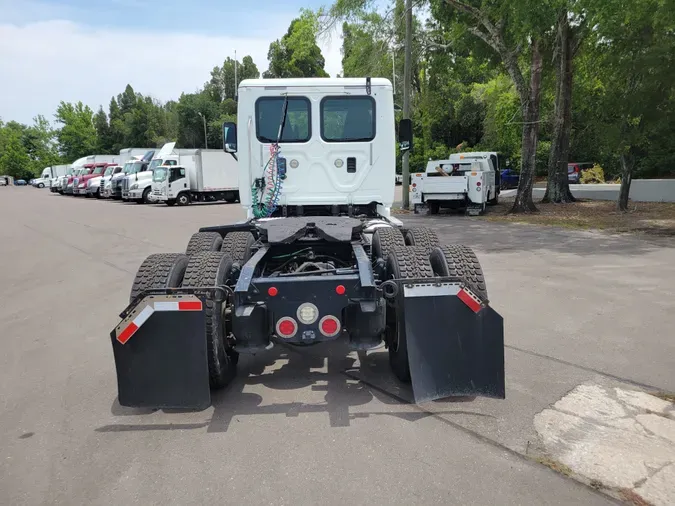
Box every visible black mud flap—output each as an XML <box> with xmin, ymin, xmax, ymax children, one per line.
<box><xmin>110</xmin><ymin>295</ymin><xmax>211</xmax><ymax>410</ymax></box>
<box><xmin>403</xmin><ymin>283</ymin><xmax>505</xmax><ymax>403</ymax></box>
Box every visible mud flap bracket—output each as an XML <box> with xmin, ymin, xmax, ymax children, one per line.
<box><xmin>110</xmin><ymin>294</ymin><xmax>211</xmax><ymax>410</ymax></box>
<box><xmin>402</xmin><ymin>282</ymin><xmax>505</xmax><ymax>403</ymax></box>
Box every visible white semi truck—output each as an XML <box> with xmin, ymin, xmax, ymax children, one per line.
<box><xmin>150</xmin><ymin>144</ymin><xmax>239</xmax><ymax>206</ymax></box>
<box><xmin>410</xmin><ymin>152</ymin><xmax>501</xmax><ymax>216</ymax></box>
<box><xmin>34</xmin><ymin>165</ymin><xmax>68</xmax><ymax>188</ymax></box>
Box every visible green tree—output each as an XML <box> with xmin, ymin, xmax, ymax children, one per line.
<box><xmin>264</xmin><ymin>9</ymin><xmax>330</xmax><ymax>78</ymax></box>
<box><xmin>93</xmin><ymin>107</ymin><xmax>115</xmax><ymax>153</ymax></box>
<box><xmin>54</xmin><ymin>101</ymin><xmax>97</xmax><ymax>161</ymax></box>
<box><xmin>0</xmin><ymin>129</ymin><xmax>32</xmax><ymax>179</ymax></box>
<box><xmin>205</xmin><ymin>55</ymin><xmax>260</xmax><ymax>102</ymax></box>
<box><xmin>583</xmin><ymin>0</ymin><xmax>675</xmax><ymax>210</ymax></box>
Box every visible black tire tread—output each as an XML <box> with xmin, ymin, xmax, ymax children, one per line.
<box><xmin>221</xmin><ymin>231</ymin><xmax>255</xmax><ymax>264</ymax></box>
<box><xmin>372</xmin><ymin>227</ymin><xmax>405</xmax><ymax>261</ymax></box>
<box><xmin>182</xmin><ymin>251</ymin><xmax>237</xmax><ymax>389</ymax></box>
<box><xmin>403</xmin><ymin>227</ymin><xmax>441</xmax><ymax>251</ymax></box>
<box><xmin>129</xmin><ymin>253</ymin><xmax>188</xmax><ymax>303</ymax></box>
<box><xmin>185</xmin><ymin>232</ymin><xmax>223</xmax><ymax>256</ymax></box>
<box><xmin>387</xmin><ymin>246</ymin><xmax>435</xmax><ymax>279</ymax></box>
<box><xmin>430</xmin><ymin>244</ymin><xmax>488</xmax><ymax>300</ymax></box>
<box><xmin>385</xmin><ymin>246</ymin><xmax>435</xmax><ymax>383</ymax></box>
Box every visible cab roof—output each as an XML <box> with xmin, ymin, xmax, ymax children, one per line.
<box><xmin>239</xmin><ymin>77</ymin><xmax>393</xmax><ymax>90</ymax></box>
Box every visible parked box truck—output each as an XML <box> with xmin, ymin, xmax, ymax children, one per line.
<box><xmin>150</xmin><ymin>147</ymin><xmax>239</xmax><ymax>206</ymax></box>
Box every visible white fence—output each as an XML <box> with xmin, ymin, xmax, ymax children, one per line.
<box><xmin>531</xmin><ymin>179</ymin><xmax>675</xmax><ymax>203</ymax></box>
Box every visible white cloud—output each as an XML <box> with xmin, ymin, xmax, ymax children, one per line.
<box><xmin>0</xmin><ymin>20</ymin><xmax>343</xmax><ymax>124</ymax></box>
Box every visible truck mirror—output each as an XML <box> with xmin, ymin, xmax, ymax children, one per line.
<box><xmin>223</xmin><ymin>122</ymin><xmax>237</xmax><ymax>153</ymax></box>
<box><xmin>398</xmin><ymin>119</ymin><xmax>412</xmax><ymax>153</ymax></box>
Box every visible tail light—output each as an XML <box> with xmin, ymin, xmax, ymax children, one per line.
<box><xmin>412</xmin><ymin>183</ymin><xmax>417</xmax><ymax>188</ymax></box>
<box><xmin>319</xmin><ymin>315</ymin><xmax>341</xmax><ymax>337</ymax></box>
<box><xmin>276</xmin><ymin>317</ymin><xmax>298</xmax><ymax>338</ymax></box>
<box><xmin>476</xmin><ymin>182</ymin><xmax>481</xmax><ymax>187</ymax></box>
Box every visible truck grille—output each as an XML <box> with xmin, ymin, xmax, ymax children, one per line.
<box><xmin>122</xmin><ymin>178</ymin><xmax>129</xmax><ymax>191</ymax></box>
<box><xmin>100</xmin><ymin>179</ymin><xmax>105</xmax><ymax>188</ymax></box>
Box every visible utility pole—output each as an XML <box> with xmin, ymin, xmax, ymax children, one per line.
<box><xmin>401</xmin><ymin>0</ymin><xmax>413</xmax><ymax>209</ymax></box>
<box><xmin>392</xmin><ymin>50</ymin><xmax>396</xmax><ymax>96</ymax></box>
<box><xmin>198</xmin><ymin>112</ymin><xmax>208</xmax><ymax>149</ymax></box>
<box><xmin>234</xmin><ymin>49</ymin><xmax>238</xmax><ymax>101</ymax></box>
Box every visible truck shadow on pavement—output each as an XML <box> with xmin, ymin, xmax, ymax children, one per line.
<box><xmin>100</xmin><ymin>342</ymin><xmax>491</xmax><ymax>433</ymax></box>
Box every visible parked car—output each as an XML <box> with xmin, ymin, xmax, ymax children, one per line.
<box><xmin>500</xmin><ymin>168</ymin><xmax>520</xmax><ymax>189</ymax></box>
<box><xmin>568</xmin><ymin>162</ymin><xmax>594</xmax><ymax>184</ymax></box>
<box><xmin>15</xmin><ymin>179</ymin><xmax>27</xmax><ymax>186</ymax></box>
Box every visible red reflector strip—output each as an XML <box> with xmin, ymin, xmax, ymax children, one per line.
<box><xmin>178</xmin><ymin>300</ymin><xmax>202</xmax><ymax>311</ymax></box>
<box><xmin>117</xmin><ymin>304</ymin><xmax>154</xmax><ymax>344</ymax></box>
<box><xmin>117</xmin><ymin>322</ymin><xmax>138</xmax><ymax>345</ymax></box>
<box><xmin>457</xmin><ymin>288</ymin><xmax>482</xmax><ymax>313</ymax></box>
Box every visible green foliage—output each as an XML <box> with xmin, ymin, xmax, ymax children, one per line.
<box><xmin>264</xmin><ymin>9</ymin><xmax>330</xmax><ymax>78</ymax></box>
<box><xmin>54</xmin><ymin>101</ymin><xmax>97</xmax><ymax>161</ymax></box>
<box><xmin>0</xmin><ymin>128</ymin><xmax>32</xmax><ymax>179</ymax></box>
<box><xmin>204</xmin><ymin>56</ymin><xmax>260</xmax><ymax>102</ymax></box>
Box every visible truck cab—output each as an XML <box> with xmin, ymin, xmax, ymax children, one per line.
<box><xmin>411</xmin><ymin>152</ymin><xmax>500</xmax><ymax>215</ymax></box>
<box><xmin>75</xmin><ymin>162</ymin><xmax>111</xmax><ymax>196</ymax></box>
<box><xmin>121</xmin><ymin>159</ymin><xmax>153</xmax><ymax>202</ymax></box>
<box><xmin>67</xmin><ymin>166</ymin><xmax>93</xmax><ymax>195</ymax></box>
<box><xmin>85</xmin><ymin>163</ymin><xmax>118</xmax><ymax>197</ymax></box>
<box><xmin>32</xmin><ymin>167</ymin><xmax>52</xmax><ymax>188</ymax></box>
<box><xmin>99</xmin><ymin>165</ymin><xmax>124</xmax><ymax>198</ymax></box>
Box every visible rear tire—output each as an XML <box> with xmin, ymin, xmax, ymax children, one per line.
<box><xmin>181</xmin><ymin>251</ymin><xmax>238</xmax><ymax>389</ymax></box>
<box><xmin>429</xmin><ymin>244</ymin><xmax>488</xmax><ymax>300</ymax></box>
<box><xmin>185</xmin><ymin>232</ymin><xmax>223</xmax><ymax>256</ymax></box>
<box><xmin>385</xmin><ymin>246</ymin><xmax>435</xmax><ymax>382</ymax></box>
<box><xmin>403</xmin><ymin>227</ymin><xmax>441</xmax><ymax>251</ymax></box>
<box><xmin>129</xmin><ymin>253</ymin><xmax>189</xmax><ymax>304</ymax></box>
<box><xmin>371</xmin><ymin>227</ymin><xmax>405</xmax><ymax>261</ymax></box>
<box><xmin>221</xmin><ymin>231</ymin><xmax>255</xmax><ymax>264</ymax></box>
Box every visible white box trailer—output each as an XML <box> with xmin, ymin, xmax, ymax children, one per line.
<box><xmin>151</xmin><ymin>148</ymin><xmax>239</xmax><ymax>206</ymax></box>
<box><xmin>119</xmin><ymin>148</ymin><xmax>156</xmax><ymax>167</ymax></box>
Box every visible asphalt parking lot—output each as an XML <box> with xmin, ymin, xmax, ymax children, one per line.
<box><xmin>2</xmin><ymin>187</ymin><xmax>674</xmax><ymax>505</ymax></box>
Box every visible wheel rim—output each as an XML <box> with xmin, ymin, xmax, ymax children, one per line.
<box><xmin>179</xmin><ymin>195</ymin><xmax>188</xmax><ymax>204</ymax></box>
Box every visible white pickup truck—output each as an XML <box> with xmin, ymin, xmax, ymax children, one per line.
<box><xmin>411</xmin><ymin>152</ymin><xmax>501</xmax><ymax>216</ymax></box>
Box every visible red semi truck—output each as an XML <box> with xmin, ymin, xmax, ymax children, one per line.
<box><xmin>73</xmin><ymin>162</ymin><xmax>117</xmax><ymax>196</ymax></box>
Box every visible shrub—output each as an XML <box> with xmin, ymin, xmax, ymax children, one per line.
<box><xmin>581</xmin><ymin>164</ymin><xmax>606</xmax><ymax>184</ymax></box>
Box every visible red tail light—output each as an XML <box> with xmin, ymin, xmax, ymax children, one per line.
<box><xmin>319</xmin><ymin>316</ymin><xmax>341</xmax><ymax>337</ymax></box>
<box><xmin>476</xmin><ymin>182</ymin><xmax>481</xmax><ymax>187</ymax></box>
<box><xmin>276</xmin><ymin>317</ymin><xmax>297</xmax><ymax>338</ymax></box>
<box><xmin>335</xmin><ymin>285</ymin><xmax>346</xmax><ymax>295</ymax></box>
<box><xmin>268</xmin><ymin>286</ymin><xmax>278</xmax><ymax>297</ymax></box>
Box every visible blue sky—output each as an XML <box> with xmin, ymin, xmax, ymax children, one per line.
<box><xmin>0</xmin><ymin>0</ymin><xmax>348</xmax><ymax>124</ymax></box>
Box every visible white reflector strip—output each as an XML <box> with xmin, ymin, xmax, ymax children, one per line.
<box><xmin>133</xmin><ymin>305</ymin><xmax>155</xmax><ymax>327</ymax></box>
<box><xmin>154</xmin><ymin>301</ymin><xmax>179</xmax><ymax>312</ymax></box>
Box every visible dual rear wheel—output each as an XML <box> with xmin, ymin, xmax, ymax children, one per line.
<box><xmin>129</xmin><ymin>230</ymin><xmax>257</xmax><ymax>391</ymax></box>
<box><xmin>372</xmin><ymin>226</ymin><xmax>488</xmax><ymax>382</ymax></box>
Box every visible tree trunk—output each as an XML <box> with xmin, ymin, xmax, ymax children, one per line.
<box><xmin>617</xmin><ymin>153</ymin><xmax>634</xmax><ymax>211</ymax></box>
<box><xmin>511</xmin><ymin>39</ymin><xmax>543</xmax><ymax>213</ymax></box>
<box><xmin>543</xmin><ymin>12</ymin><xmax>576</xmax><ymax>204</ymax></box>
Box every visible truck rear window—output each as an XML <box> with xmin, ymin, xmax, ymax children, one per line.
<box><xmin>321</xmin><ymin>96</ymin><xmax>375</xmax><ymax>142</ymax></box>
<box><xmin>255</xmin><ymin>97</ymin><xmax>311</xmax><ymax>143</ymax></box>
